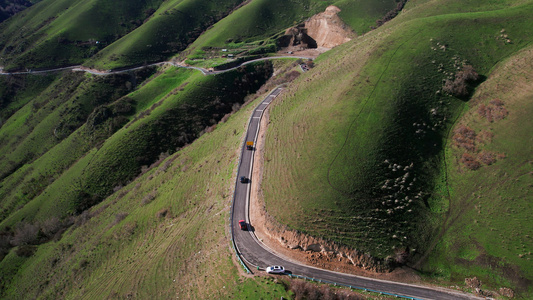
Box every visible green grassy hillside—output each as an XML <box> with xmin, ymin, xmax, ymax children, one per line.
<box><xmin>0</xmin><ymin>62</ymin><xmax>272</xmax><ymax>230</ymax></box>
<box><xmin>0</xmin><ymin>69</ymin><xmax>156</xmax><ymax>221</ymax></box>
<box><xmin>0</xmin><ymin>0</ymin><xmax>167</xmax><ymax>69</ymax></box>
<box><xmin>334</xmin><ymin>0</ymin><xmax>401</xmax><ymax>33</ymax></box>
<box><xmin>1</xmin><ymin>0</ymin><xmax>532</xmax><ymax>298</ymax></box>
<box><xmin>183</xmin><ymin>0</ymin><xmax>398</xmax><ymax>63</ymax></box>
<box><xmin>0</xmin><ymin>58</ymin><xmax>378</xmax><ymax>300</ymax></box>
<box><xmin>85</xmin><ymin>0</ymin><xmax>245</xmax><ymax>69</ymax></box>
<box><xmin>0</xmin><ymin>89</ymin><xmax>293</xmax><ymax>299</ymax></box>
<box><xmin>260</xmin><ymin>0</ymin><xmax>533</xmax><ymax>295</ymax></box>
<box><xmin>424</xmin><ymin>46</ymin><xmax>533</xmax><ymax>295</ymax></box>
<box><xmin>0</xmin><ymin>0</ymin><xmax>399</xmax><ymax>70</ymax></box>
<box><xmin>0</xmin><ymin>0</ymin><xmax>403</xmax><ymax>298</ymax></box>
<box><xmin>0</xmin><ymin>73</ymin><xmax>58</xmax><ymax>124</ymax></box>
<box><xmin>182</xmin><ymin>0</ymin><xmax>330</xmax><ymax>60</ymax></box>
<box><xmin>0</xmin><ymin>0</ymin><xmax>33</xmax><ymax>23</ymax></box>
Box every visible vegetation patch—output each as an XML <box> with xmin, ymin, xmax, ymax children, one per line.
<box><xmin>260</xmin><ymin>1</ymin><xmax>533</xmax><ymax>292</ymax></box>
<box><xmin>0</xmin><ymin>0</ymin><xmax>532</xmax><ymax>298</ymax></box>
<box><xmin>422</xmin><ymin>45</ymin><xmax>533</xmax><ymax>297</ymax></box>
<box><xmin>0</xmin><ymin>68</ymin><xmax>156</xmax><ymax>224</ymax></box>
<box><xmin>0</xmin><ymin>83</ymin><xmax>294</xmax><ymax>299</ymax></box>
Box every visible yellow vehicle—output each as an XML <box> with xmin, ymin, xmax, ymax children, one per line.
<box><xmin>246</xmin><ymin>141</ymin><xmax>254</xmax><ymax>150</ymax></box>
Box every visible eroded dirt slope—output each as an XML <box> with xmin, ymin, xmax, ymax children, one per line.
<box><xmin>278</xmin><ymin>6</ymin><xmax>354</xmax><ymax>57</ymax></box>
<box><xmin>304</xmin><ymin>5</ymin><xmax>353</xmax><ymax>48</ymax></box>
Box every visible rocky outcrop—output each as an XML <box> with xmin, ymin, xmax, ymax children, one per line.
<box><xmin>304</xmin><ymin>6</ymin><xmax>353</xmax><ymax>48</ymax></box>
<box><xmin>465</xmin><ymin>277</ymin><xmax>515</xmax><ymax>298</ymax></box>
<box><xmin>277</xmin><ymin>26</ymin><xmax>318</xmax><ymax>50</ymax></box>
<box><xmin>277</xmin><ymin>6</ymin><xmax>353</xmax><ymax>50</ymax></box>
<box><xmin>499</xmin><ymin>287</ymin><xmax>515</xmax><ymax>298</ymax></box>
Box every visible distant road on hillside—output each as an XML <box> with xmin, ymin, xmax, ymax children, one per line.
<box><xmin>0</xmin><ymin>55</ymin><xmax>312</xmax><ymax>76</ymax></box>
<box><xmin>230</xmin><ymin>88</ymin><xmax>483</xmax><ymax>300</ymax></box>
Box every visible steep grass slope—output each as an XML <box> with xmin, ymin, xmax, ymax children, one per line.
<box><xmin>0</xmin><ymin>1</ymin><xmax>403</xmax><ymax>298</ymax></box>
<box><xmin>0</xmin><ymin>69</ymin><xmax>157</xmax><ymax>222</ymax></box>
<box><xmin>0</xmin><ymin>0</ymin><xmax>252</xmax><ymax>70</ymax></box>
<box><xmin>425</xmin><ymin>46</ymin><xmax>533</xmax><ymax>295</ymax></box>
<box><xmin>0</xmin><ymin>91</ymin><xmax>293</xmax><ymax>299</ymax></box>
<box><xmin>184</xmin><ymin>0</ymin><xmax>398</xmax><ymax>61</ymax></box>
<box><xmin>260</xmin><ymin>0</ymin><xmax>533</xmax><ymax>295</ymax></box>
<box><xmin>182</xmin><ymin>0</ymin><xmax>331</xmax><ymax>59</ymax></box>
<box><xmin>3</xmin><ymin>0</ymin><xmax>531</xmax><ymax>298</ymax></box>
<box><xmin>0</xmin><ymin>0</ymin><xmax>399</xmax><ymax>70</ymax></box>
<box><xmin>86</xmin><ymin>0</ymin><xmax>245</xmax><ymax>69</ymax></box>
<box><xmin>0</xmin><ymin>58</ymin><xmax>378</xmax><ymax>300</ymax></box>
<box><xmin>0</xmin><ymin>0</ymin><xmax>32</xmax><ymax>23</ymax></box>
<box><xmin>0</xmin><ymin>62</ymin><xmax>272</xmax><ymax>230</ymax></box>
<box><xmin>334</xmin><ymin>0</ymin><xmax>400</xmax><ymax>34</ymax></box>
<box><xmin>0</xmin><ymin>0</ymin><xmax>166</xmax><ymax>69</ymax></box>
<box><xmin>0</xmin><ymin>73</ymin><xmax>58</xmax><ymax>124</ymax></box>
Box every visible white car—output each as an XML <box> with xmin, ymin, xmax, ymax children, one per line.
<box><xmin>266</xmin><ymin>265</ymin><xmax>285</xmax><ymax>274</ymax></box>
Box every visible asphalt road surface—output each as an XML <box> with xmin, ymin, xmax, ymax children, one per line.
<box><xmin>231</xmin><ymin>88</ymin><xmax>483</xmax><ymax>300</ymax></box>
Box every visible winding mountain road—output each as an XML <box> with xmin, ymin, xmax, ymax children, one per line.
<box><xmin>1</xmin><ymin>56</ymin><xmax>482</xmax><ymax>299</ymax></box>
<box><xmin>230</xmin><ymin>88</ymin><xmax>483</xmax><ymax>300</ymax></box>
<box><xmin>0</xmin><ymin>56</ymin><xmax>312</xmax><ymax>76</ymax></box>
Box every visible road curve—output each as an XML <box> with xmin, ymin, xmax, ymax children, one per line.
<box><xmin>230</xmin><ymin>88</ymin><xmax>483</xmax><ymax>300</ymax></box>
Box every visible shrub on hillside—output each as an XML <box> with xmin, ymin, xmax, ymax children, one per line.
<box><xmin>478</xmin><ymin>151</ymin><xmax>497</xmax><ymax>165</ymax></box>
<box><xmin>114</xmin><ymin>222</ymin><xmax>137</xmax><ymax>240</ymax></box>
<box><xmin>453</xmin><ymin>125</ymin><xmax>477</xmax><ymax>152</ymax></box>
<box><xmin>457</xmin><ymin>65</ymin><xmax>479</xmax><ymax>82</ymax></box>
<box><xmin>476</xmin><ymin>130</ymin><xmax>494</xmax><ymax>144</ymax></box>
<box><xmin>156</xmin><ymin>208</ymin><xmax>169</xmax><ymax>218</ymax></box>
<box><xmin>73</xmin><ymin>210</ymin><xmax>92</xmax><ymax>227</ymax></box>
<box><xmin>141</xmin><ymin>190</ymin><xmax>158</xmax><ymax>205</ymax></box>
<box><xmin>113</xmin><ymin>212</ymin><xmax>129</xmax><ymax>226</ymax></box>
<box><xmin>477</xmin><ymin>99</ymin><xmax>508</xmax><ymax>122</ymax></box>
<box><xmin>0</xmin><ymin>0</ymin><xmax>32</xmax><ymax>23</ymax></box>
<box><xmin>394</xmin><ymin>247</ymin><xmax>409</xmax><ymax>264</ymax></box>
<box><xmin>289</xmin><ymin>280</ymin><xmax>364</xmax><ymax>300</ymax></box>
<box><xmin>111</xmin><ymin>97</ymin><xmax>135</xmax><ymax>115</ymax></box>
<box><xmin>15</xmin><ymin>245</ymin><xmax>37</xmax><ymax>257</ymax></box>
<box><xmin>0</xmin><ymin>232</ymin><xmax>11</xmax><ymax>259</ymax></box>
<box><xmin>284</xmin><ymin>71</ymin><xmax>301</xmax><ymax>82</ymax></box>
<box><xmin>443</xmin><ymin>65</ymin><xmax>479</xmax><ymax>97</ymax></box>
<box><xmin>74</xmin><ymin>191</ymin><xmax>103</xmax><ymax>215</ymax></box>
<box><xmin>461</xmin><ymin>153</ymin><xmax>481</xmax><ymax>170</ymax></box>
<box><xmin>11</xmin><ymin>222</ymin><xmax>39</xmax><ymax>246</ymax></box>
<box><xmin>0</xmin><ymin>232</ymin><xmax>11</xmax><ymax>249</ymax></box>
<box><xmin>40</xmin><ymin>217</ymin><xmax>63</xmax><ymax>238</ymax></box>
<box><xmin>375</xmin><ymin>0</ymin><xmax>408</xmax><ymax>27</ymax></box>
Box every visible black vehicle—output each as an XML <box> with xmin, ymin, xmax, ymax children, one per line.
<box><xmin>240</xmin><ymin>176</ymin><xmax>248</xmax><ymax>183</ymax></box>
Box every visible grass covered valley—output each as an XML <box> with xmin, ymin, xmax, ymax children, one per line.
<box><xmin>0</xmin><ymin>0</ymin><xmax>532</xmax><ymax>299</ymax></box>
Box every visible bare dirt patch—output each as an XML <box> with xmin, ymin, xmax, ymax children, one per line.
<box><xmin>277</xmin><ymin>6</ymin><xmax>354</xmax><ymax>58</ymax></box>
